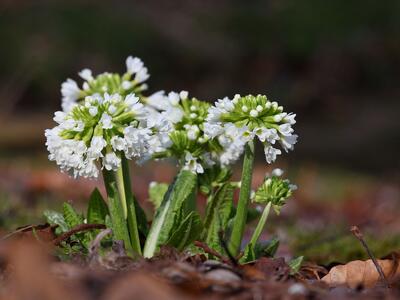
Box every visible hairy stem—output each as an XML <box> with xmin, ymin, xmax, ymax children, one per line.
<box><xmin>249</xmin><ymin>202</ymin><xmax>272</xmax><ymax>247</ymax></box>
<box><xmin>228</xmin><ymin>140</ymin><xmax>255</xmax><ymax>256</ymax></box>
<box><xmin>121</xmin><ymin>157</ymin><xmax>142</xmax><ymax>255</ymax></box>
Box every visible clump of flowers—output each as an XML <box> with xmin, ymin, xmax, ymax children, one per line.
<box><xmin>205</xmin><ymin>94</ymin><xmax>297</xmax><ymax>164</ymax></box>
<box><xmin>44</xmin><ymin>55</ymin><xmax>299</xmax><ymax>262</ymax></box>
<box><xmin>204</xmin><ymin>94</ymin><xmax>298</xmax><ymax>255</ymax></box>
<box><xmin>45</xmin><ymin>92</ymin><xmax>165</xmax><ymax>178</ymax></box>
<box><xmin>147</xmin><ymin>91</ymin><xmax>219</xmax><ymax>174</ymax></box>
<box><xmin>61</xmin><ymin>56</ymin><xmax>149</xmax><ymax>112</ymax></box>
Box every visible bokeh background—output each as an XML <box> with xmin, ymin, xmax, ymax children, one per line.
<box><xmin>0</xmin><ymin>0</ymin><xmax>399</xmax><ymax>263</ymax></box>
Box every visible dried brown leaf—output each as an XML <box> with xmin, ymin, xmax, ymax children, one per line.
<box><xmin>321</xmin><ymin>259</ymin><xmax>400</xmax><ymax>288</ymax></box>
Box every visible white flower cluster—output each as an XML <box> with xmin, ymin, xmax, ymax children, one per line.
<box><xmin>204</xmin><ymin>94</ymin><xmax>298</xmax><ymax>165</ymax></box>
<box><xmin>45</xmin><ymin>93</ymin><xmax>171</xmax><ymax>178</ymax></box>
<box><xmin>144</xmin><ymin>90</ymin><xmax>215</xmax><ymax>174</ymax></box>
<box><xmin>61</xmin><ymin>56</ymin><xmax>150</xmax><ymax>113</ymax></box>
<box><xmin>52</xmin><ymin>57</ymin><xmax>298</xmax><ymax>177</ymax></box>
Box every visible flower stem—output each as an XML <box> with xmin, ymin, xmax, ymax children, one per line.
<box><xmin>248</xmin><ymin>202</ymin><xmax>272</xmax><ymax>247</ymax></box>
<box><xmin>102</xmin><ymin>169</ymin><xmax>133</xmax><ymax>254</ymax></box>
<box><xmin>228</xmin><ymin>140</ymin><xmax>255</xmax><ymax>256</ymax></box>
<box><xmin>115</xmin><ymin>162</ymin><xmax>128</xmax><ymax>219</ymax></box>
<box><xmin>121</xmin><ymin>157</ymin><xmax>142</xmax><ymax>255</ymax></box>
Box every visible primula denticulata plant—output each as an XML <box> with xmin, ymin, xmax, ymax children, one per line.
<box><xmin>44</xmin><ymin>56</ymin><xmax>298</xmax><ymax>262</ymax></box>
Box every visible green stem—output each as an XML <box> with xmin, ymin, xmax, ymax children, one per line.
<box><xmin>248</xmin><ymin>202</ymin><xmax>272</xmax><ymax>247</ymax></box>
<box><xmin>121</xmin><ymin>157</ymin><xmax>142</xmax><ymax>255</ymax></box>
<box><xmin>102</xmin><ymin>169</ymin><xmax>133</xmax><ymax>254</ymax></box>
<box><xmin>228</xmin><ymin>140</ymin><xmax>255</xmax><ymax>256</ymax></box>
<box><xmin>115</xmin><ymin>162</ymin><xmax>128</xmax><ymax>219</ymax></box>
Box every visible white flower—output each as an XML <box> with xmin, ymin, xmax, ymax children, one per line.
<box><xmin>78</xmin><ymin>68</ymin><xmax>93</xmax><ymax>81</ymax></box>
<box><xmin>88</xmin><ymin>136</ymin><xmax>107</xmax><ymax>159</ymax></box>
<box><xmin>204</xmin><ymin>122</ymin><xmax>224</xmax><ymax>138</ymax></box>
<box><xmin>125</xmin><ymin>56</ymin><xmax>149</xmax><ymax>84</ymax></box>
<box><xmin>61</xmin><ymin>118</ymin><xmax>77</xmax><ymax>130</ymax></box>
<box><xmin>179</xmin><ymin>90</ymin><xmax>189</xmax><ymax>100</ymax></box>
<box><xmin>134</xmin><ymin>67</ymin><xmax>149</xmax><ymax>83</ymax></box>
<box><xmin>278</xmin><ymin>123</ymin><xmax>294</xmax><ymax>136</ymax></box>
<box><xmin>250</xmin><ymin>109</ymin><xmax>258</xmax><ymax>117</ymax></box>
<box><xmin>126</xmin><ymin>56</ymin><xmax>144</xmax><ymax>74</ymax></box>
<box><xmin>264</xmin><ymin>146</ymin><xmax>282</xmax><ymax>164</ymax></box>
<box><xmin>111</xmin><ymin>136</ymin><xmax>127</xmax><ymax>152</ymax></box>
<box><xmin>53</xmin><ymin>111</ymin><xmax>66</xmax><ymax>124</ymax></box>
<box><xmin>124</xmin><ymin>127</ymin><xmax>152</xmax><ymax>159</ymax></box>
<box><xmin>184</xmin><ymin>124</ymin><xmax>199</xmax><ymax>140</ymax></box>
<box><xmin>165</xmin><ymin>107</ymin><xmax>184</xmax><ymax>123</ymax></box>
<box><xmin>61</xmin><ymin>79</ymin><xmax>81</xmax><ymax>112</ymax></box>
<box><xmin>100</xmin><ymin>113</ymin><xmax>113</xmax><ymax>129</ymax></box>
<box><xmin>271</xmin><ymin>168</ymin><xmax>284</xmax><ymax>177</ymax></box>
<box><xmin>183</xmin><ymin>153</ymin><xmax>204</xmax><ymax>174</ymax></box>
<box><xmin>74</xmin><ymin>121</ymin><xmax>85</xmax><ymax>132</ymax></box>
<box><xmin>89</xmin><ymin>106</ymin><xmax>98</xmax><ymax>116</ymax></box>
<box><xmin>125</xmin><ymin>94</ymin><xmax>146</xmax><ymax>117</ymax></box>
<box><xmin>146</xmin><ymin>91</ymin><xmax>170</xmax><ymax>111</ymax></box>
<box><xmin>122</xmin><ymin>80</ymin><xmax>132</xmax><ymax>90</ymax></box>
<box><xmin>103</xmin><ymin>152</ymin><xmax>121</xmax><ymax>171</ymax></box>
<box><xmin>108</xmin><ymin>105</ymin><xmax>117</xmax><ymax>115</ymax></box>
<box><xmin>256</xmin><ymin>128</ymin><xmax>279</xmax><ymax>144</ymax></box>
<box><xmin>168</xmin><ymin>92</ymin><xmax>180</xmax><ymax>106</ymax></box>
<box><xmin>280</xmin><ymin>134</ymin><xmax>298</xmax><ymax>152</ymax></box>
<box><xmin>284</xmin><ymin>113</ymin><xmax>296</xmax><ymax>125</ymax></box>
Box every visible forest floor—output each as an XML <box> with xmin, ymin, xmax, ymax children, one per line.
<box><xmin>0</xmin><ymin>157</ymin><xmax>399</xmax><ymax>299</ymax></box>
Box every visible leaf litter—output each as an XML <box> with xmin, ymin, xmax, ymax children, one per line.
<box><xmin>0</xmin><ymin>232</ymin><xmax>400</xmax><ymax>299</ymax></box>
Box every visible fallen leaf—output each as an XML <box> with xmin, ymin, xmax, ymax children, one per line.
<box><xmin>321</xmin><ymin>259</ymin><xmax>400</xmax><ymax>288</ymax></box>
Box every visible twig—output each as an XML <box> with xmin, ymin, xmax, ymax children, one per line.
<box><xmin>89</xmin><ymin>228</ymin><xmax>113</xmax><ymax>261</ymax></box>
<box><xmin>194</xmin><ymin>241</ymin><xmax>232</xmax><ymax>265</ymax></box>
<box><xmin>350</xmin><ymin>225</ymin><xmax>390</xmax><ymax>288</ymax></box>
<box><xmin>1</xmin><ymin>224</ymin><xmax>57</xmax><ymax>241</ymax></box>
<box><xmin>89</xmin><ymin>228</ymin><xmax>113</xmax><ymax>254</ymax></box>
<box><xmin>52</xmin><ymin>224</ymin><xmax>106</xmax><ymax>246</ymax></box>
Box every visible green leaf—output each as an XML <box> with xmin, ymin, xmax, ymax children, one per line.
<box><xmin>198</xmin><ymin>166</ymin><xmax>232</xmax><ymax>196</ymax></box>
<box><xmin>240</xmin><ymin>238</ymin><xmax>280</xmax><ymax>264</ymax></box>
<box><xmin>133</xmin><ymin>198</ymin><xmax>149</xmax><ymax>237</ymax></box>
<box><xmin>43</xmin><ymin>210</ymin><xmax>69</xmax><ymax>233</ymax></box>
<box><xmin>106</xmin><ymin>181</ymin><xmax>133</xmax><ymax>253</ymax></box>
<box><xmin>148</xmin><ymin>182</ymin><xmax>169</xmax><ymax>209</ymax></box>
<box><xmin>62</xmin><ymin>203</ymin><xmax>84</xmax><ymax>229</ymax></box>
<box><xmin>203</xmin><ymin>183</ymin><xmax>234</xmax><ymax>254</ymax></box>
<box><xmin>256</xmin><ymin>237</ymin><xmax>280</xmax><ymax>258</ymax></box>
<box><xmin>240</xmin><ymin>243</ymin><xmax>256</xmax><ymax>263</ymax></box>
<box><xmin>87</xmin><ymin>188</ymin><xmax>108</xmax><ymax>224</ymax></box>
<box><xmin>288</xmin><ymin>256</ymin><xmax>304</xmax><ymax>275</ymax></box>
<box><xmin>143</xmin><ymin>169</ymin><xmax>198</xmax><ymax>258</ymax></box>
<box><xmin>166</xmin><ymin>211</ymin><xmax>203</xmax><ymax>251</ymax></box>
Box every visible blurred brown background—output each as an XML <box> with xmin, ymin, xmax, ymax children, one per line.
<box><xmin>0</xmin><ymin>1</ymin><xmax>399</xmax><ymax>261</ymax></box>
<box><xmin>1</xmin><ymin>0</ymin><xmax>399</xmax><ymax>172</ymax></box>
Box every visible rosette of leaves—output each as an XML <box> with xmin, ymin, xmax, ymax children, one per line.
<box><xmin>44</xmin><ymin>188</ymin><xmax>109</xmax><ymax>256</ymax></box>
